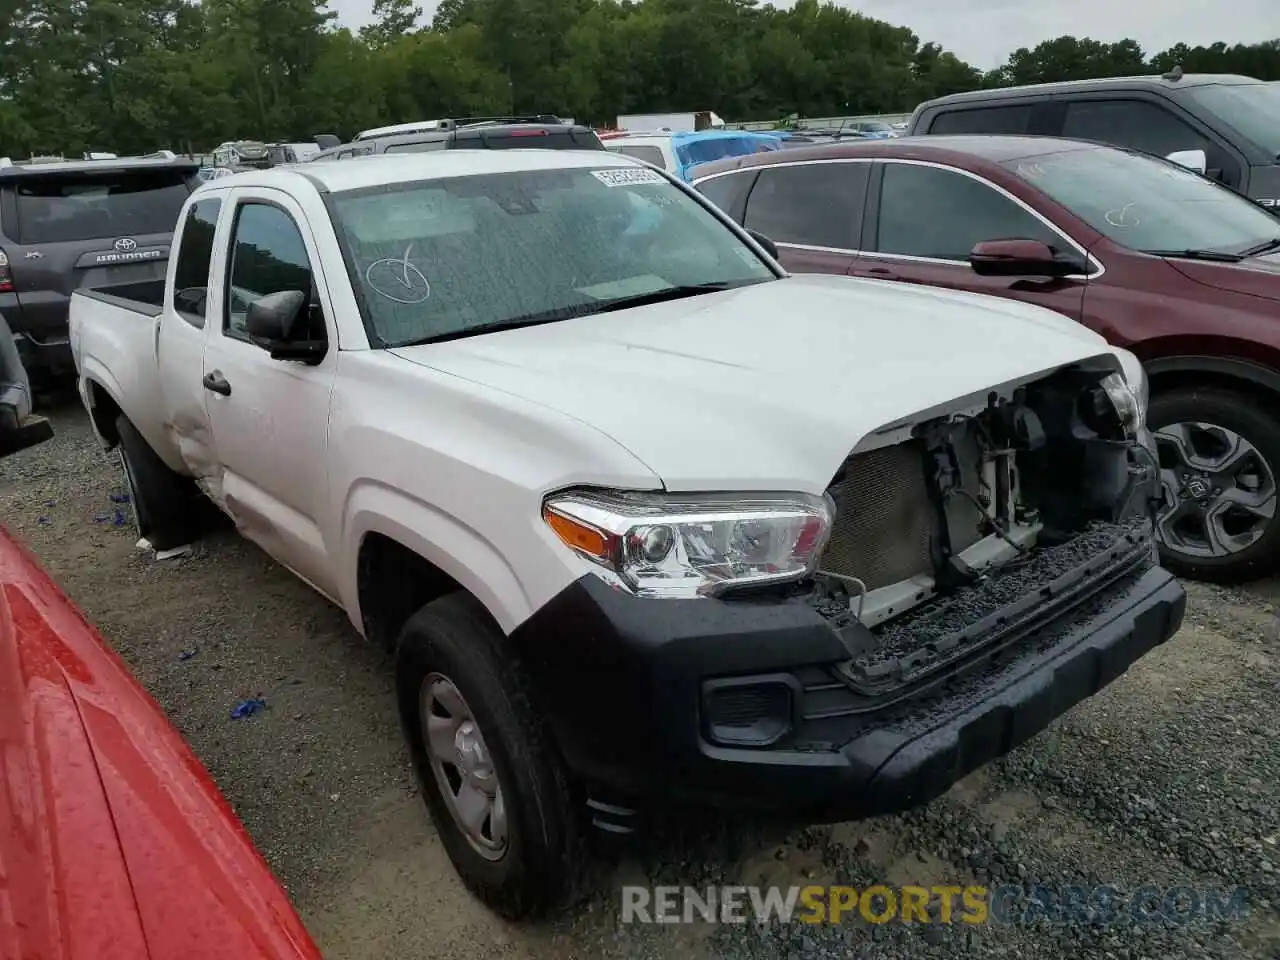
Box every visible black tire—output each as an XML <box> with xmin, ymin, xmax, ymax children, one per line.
<box><xmin>114</xmin><ymin>414</ymin><xmax>197</xmax><ymax>551</ymax></box>
<box><xmin>1147</xmin><ymin>386</ymin><xmax>1280</xmax><ymax>583</ymax></box>
<box><xmin>395</xmin><ymin>592</ymin><xmax>583</xmax><ymax>919</ymax></box>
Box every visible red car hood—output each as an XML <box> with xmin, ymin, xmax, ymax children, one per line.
<box><xmin>1166</xmin><ymin>250</ymin><xmax>1280</xmax><ymax>303</ymax></box>
<box><xmin>0</xmin><ymin>528</ymin><xmax>320</xmax><ymax>960</ymax></box>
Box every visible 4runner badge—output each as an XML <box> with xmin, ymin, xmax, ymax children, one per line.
<box><xmin>114</xmin><ymin>238</ymin><xmax>138</xmax><ymax>252</ymax></box>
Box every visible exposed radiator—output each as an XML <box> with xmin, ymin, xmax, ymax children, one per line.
<box><xmin>820</xmin><ymin>440</ymin><xmax>934</xmax><ymax>591</ymax></box>
<box><xmin>821</xmin><ymin>430</ymin><xmax>995</xmax><ymax>593</ymax></box>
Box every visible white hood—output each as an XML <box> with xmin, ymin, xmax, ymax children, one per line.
<box><xmin>390</xmin><ymin>274</ymin><xmax>1119</xmax><ymax>493</ymax></box>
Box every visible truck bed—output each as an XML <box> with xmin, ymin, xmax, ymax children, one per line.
<box><xmin>69</xmin><ymin>281</ymin><xmax>180</xmax><ymax>474</ymax></box>
<box><xmin>74</xmin><ymin>279</ymin><xmax>167</xmax><ymax>318</ymax></box>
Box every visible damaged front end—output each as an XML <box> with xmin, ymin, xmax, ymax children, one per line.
<box><xmin>809</xmin><ymin>358</ymin><xmax>1161</xmax><ymax>700</ymax></box>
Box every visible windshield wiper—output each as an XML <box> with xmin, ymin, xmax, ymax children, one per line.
<box><xmin>388</xmin><ymin>280</ymin><xmax>767</xmax><ymax>347</ymax></box>
<box><xmin>391</xmin><ymin>309</ymin><xmax>586</xmax><ymax>347</ymax></box>
<box><xmin>1143</xmin><ymin>248</ymin><xmax>1244</xmax><ymax>263</ymax></box>
<box><xmin>592</xmin><ymin>279</ymin><xmax>769</xmax><ymax>314</ymax></box>
<box><xmin>1236</xmin><ymin>237</ymin><xmax>1280</xmax><ymax>259</ymax></box>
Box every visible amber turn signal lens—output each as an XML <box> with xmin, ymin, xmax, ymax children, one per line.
<box><xmin>543</xmin><ymin>506</ymin><xmax>611</xmax><ymax>561</ymax></box>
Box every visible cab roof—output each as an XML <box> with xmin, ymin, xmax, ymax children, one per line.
<box><xmin>194</xmin><ymin>148</ymin><xmax>646</xmax><ymax>195</ymax></box>
<box><xmin>920</xmin><ymin>73</ymin><xmax>1264</xmax><ymax>108</ymax></box>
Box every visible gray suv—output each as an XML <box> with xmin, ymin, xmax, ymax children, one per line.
<box><xmin>908</xmin><ymin>72</ymin><xmax>1280</xmax><ymax>207</ymax></box>
<box><xmin>0</xmin><ymin>152</ymin><xmax>201</xmax><ymax>379</ymax></box>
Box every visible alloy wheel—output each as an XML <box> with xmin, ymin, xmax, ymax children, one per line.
<box><xmin>1153</xmin><ymin>420</ymin><xmax>1277</xmax><ymax>559</ymax></box>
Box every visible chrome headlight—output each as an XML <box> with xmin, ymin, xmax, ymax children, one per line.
<box><xmin>542</xmin><ymin>489</ymin><xmax>834</xmax><ymax>599</ymax></box>
<box><xmin>1098</xmin><ymin>372</ymin><xmax>1143</xmax><ymax>439</ymax></box>
<box><xmin>1114</xmin><ymin>351</ymin><xmax>1149</xmax><ymax>423</ymax></box>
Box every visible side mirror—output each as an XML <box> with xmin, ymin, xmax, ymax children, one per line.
<box><xmin>1165</xmin><ymin>148</ymin><xmax>1207</xmax><ymax>174</ymax></box>
<box><xmin>969</xmin><ymin>239</ymin><xmax>1083</xmax><ymax>278</ymax></box>
<box><xmin>246</xmin><ymin>290</ymin><xmax>326</xmax><ymax>365</ymax></box>
<box><xmin>246</xmin><ymin>289</ymin><xmax>305</xmax><ymax>342</ymax></box>
<box><xmin>746</xmin><ymin>228</ymin><xmax>779</xmax><ymax>260</ymax></box>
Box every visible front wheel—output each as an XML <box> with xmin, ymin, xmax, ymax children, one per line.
<box><xmin>1148</xmin><ymin>387</ymin><xmax>1280</xmax><ymax>583</ymax></box>
<box><xmin>395</xmin><ymin>592</ymin><xmax>583</xmax><ymax>919</ymax></box>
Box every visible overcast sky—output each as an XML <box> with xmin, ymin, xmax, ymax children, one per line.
<box><xmin>327</xmin><ymin>0</ymin><xmax>1275</xmax><ymax>69</ymax></box>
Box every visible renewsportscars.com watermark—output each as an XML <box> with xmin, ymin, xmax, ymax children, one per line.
<box><xmin>621</xmin><ymin>884</ymin><xmax>1251</xmax><ymax>926</ymax></box>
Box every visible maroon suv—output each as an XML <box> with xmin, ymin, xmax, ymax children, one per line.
<box><xmin>692</xmin><ymin>136</ymin><xmax>1280</xmax><ymax>584</ymax></box>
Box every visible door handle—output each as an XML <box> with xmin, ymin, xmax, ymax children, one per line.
<box><xmin>866</xmin><ymin>266</ymin><xmax>898</xmax><ymax>278</ymax></box>
<box><xmin>202</xmin><ymin>371</ymin><xmax>232</xmax><ymax>396</ymax></box>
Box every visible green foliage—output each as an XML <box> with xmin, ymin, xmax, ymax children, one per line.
<box><xmin>0</xmin><ymin>0</ymin><xmax>1276</xmax><ymax>155</ymax></box>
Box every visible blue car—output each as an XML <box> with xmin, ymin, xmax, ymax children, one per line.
<box><xmin>603</xmin><ymin>129</ymin><xmax>783</xmax><ymax>182</ymax></box>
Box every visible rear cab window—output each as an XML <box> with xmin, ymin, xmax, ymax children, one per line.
<box><xmin>7</xmin><ymin>169</ymin><xmax>194</xmax><ymax>244</ymax></box>
<box><xmin>926</xmin><ymin>105</ymin><xmax>1034</xmax><ymax>135</ymax></box>
<box><xmin>451</xmin><ymin>128</ymin><xmax>604</xmax><ymax>151</ymax></box>
<box><xmin>171</xmin><ymin>197</ymin><xmax>223</xmax><ymax>326</ymax></box>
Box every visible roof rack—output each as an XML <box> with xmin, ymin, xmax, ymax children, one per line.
<box><xmin>446</xmin><ymin>114</ymin><xmax>567</xmax><ymax>129</ymax></box>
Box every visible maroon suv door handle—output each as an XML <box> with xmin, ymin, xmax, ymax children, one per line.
<box><xmin>865</xmin><ymin>265</ymin><xmax>899</xmax><ymax>278</ymax></box>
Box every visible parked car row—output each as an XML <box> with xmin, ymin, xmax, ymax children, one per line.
<box><xmin>692</xmin><ymin>71</ymin><xmax>1280</xmax><ymax>584</ymax></box>
<box><xmin>69</xmin><ymin>146</ymin><xmax>1181</xmax><ymax>920</ymax></box>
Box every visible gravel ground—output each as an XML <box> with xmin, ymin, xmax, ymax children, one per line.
<box><xmin>1</xmin><ymin>397</ymin><xmax>1276</xmax><ymax>960</ymax></box>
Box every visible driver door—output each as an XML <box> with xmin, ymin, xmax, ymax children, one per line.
<box><xmin>201</xmin><ymin>188</ymin><xmax>340</xmax><ymax>598</ymax></box>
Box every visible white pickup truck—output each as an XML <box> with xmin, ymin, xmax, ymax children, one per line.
<box><xmin>70</xmin><ymin>149</ymin><xmax>1185</xmax><ymax>918</ymax></box>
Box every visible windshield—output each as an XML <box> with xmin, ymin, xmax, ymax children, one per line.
<box><xmin>675</xmin><ymin>136</ymin><xmax>780</xmax><ymax>169</ymax></box>
<box><xmin>1003</xmin><ymin>147</ymin><xmax>1280</xmax><ymax>256</ymax></box>
<box><xmin>329</xmin><ymin>165</ymin><xmax>776</xmax><ymax>347</ymax></box>
<box><xmin>1185</xmin><ymin>82</ymin><xmax>1280</xmax><ymax>157</ymax></box>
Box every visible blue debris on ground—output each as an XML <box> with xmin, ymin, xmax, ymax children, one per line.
<box><xmin>230</xmin><ymin>697</ymin><xmax>268</xmax><ymax>720</ymax></box>
<box><xmin>178</xmin><ymin>648</ymin><xmax>198</xmax><ymax>661</ymax></box>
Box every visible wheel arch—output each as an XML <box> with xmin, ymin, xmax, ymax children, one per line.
<box><xmin>1141</xmin><ymin>353</ymin><xmax>1280</xmax><ymax>409</ymax></box>
<box><xmin>346</xmin><ymin>486</ymin><xmax>534</xmax><ymax>650</ymax></box>
<box><xmin>81</xmin><ymin>373</ymin><xmax>125</xmax><ymax>448</ymax></box>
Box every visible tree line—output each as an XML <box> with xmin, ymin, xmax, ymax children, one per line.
<box><xmin>0</xmin><ymin>0</ymin><xmax>1277</xmax><ymax>157</ymax></box>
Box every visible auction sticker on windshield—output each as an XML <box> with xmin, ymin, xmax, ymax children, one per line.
<box><xmin>592</xmin><ymin>168</ymin><xmax>666</xmax><ymax>187</ymax></box>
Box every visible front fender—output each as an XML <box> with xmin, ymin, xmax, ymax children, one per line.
<box><xmin>341</xmin><ymin>481</ymin><xmax>536</xmax><ymax>636</ymax></box>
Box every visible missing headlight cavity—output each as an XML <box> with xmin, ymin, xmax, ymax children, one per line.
<box><xmin>813</xmin><ymin>359</ymin><xmax>1158</xmax><ymax>635</ymax></box>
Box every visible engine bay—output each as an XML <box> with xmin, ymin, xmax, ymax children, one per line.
<box><xmin>810</xmin><ymin>360</ymin><xmax>1159</xmax><ymax>643</ymax></box>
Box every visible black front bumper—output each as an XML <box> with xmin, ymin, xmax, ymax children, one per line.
<box><xmin>511</xmin><ymin>545</ymin><xmax>1185</xmax><ymax>821</ymax></box>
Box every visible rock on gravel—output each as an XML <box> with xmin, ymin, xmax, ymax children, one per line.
<box><xmin>0</xmin><ymin>399</ymin><xmax>1275</xmax><ymax>960</ymax></box>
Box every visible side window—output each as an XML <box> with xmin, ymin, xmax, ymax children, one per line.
<box><xmin>1061</xmin><ymin>99</ymin><xmax>1208</xmax><ymax>158</ymax></box>
<box><xmin>927</xmin><ymin>105</ymin><xmax>1033</xmax><ymax>135</ymax></box>
<box><xmin>613</xmin><ymin>145</ymin><xmax>667</xmax><ymax>169</ymax></box>
<box><xmin>695</xmin><ymin>173</ymin><xmax>749</xmax><ymax>216</ymax></box>
<box><xmin>225</xmin><ymin>203</ymin><xmax>321</xmax><ymax>343</ymax></box>
<box><xmin>742</xmin><ymin>162</ymin><xmax>869</xmax><ymax>249</ymax></box>
<box><xmin>874</xmin><ymin>163</ymin><xmax>1061</xmax><ymax>262</ymax></box>
<box><xmin>170</xmin><ymin>198</ymin><xmax>222</xmax><ymax>327</ymax></box>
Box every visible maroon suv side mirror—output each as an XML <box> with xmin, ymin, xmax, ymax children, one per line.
<box><xmin>969</xmin><ymin>239</ymin><xmax>1081</xmax><ymax>278</ymax></box>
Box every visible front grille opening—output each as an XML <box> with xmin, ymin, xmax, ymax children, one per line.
<box><xmin>820</xmin><ymin>440</ymin><xmax>933</xmax><ymax>591</ymax></box>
